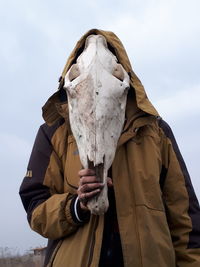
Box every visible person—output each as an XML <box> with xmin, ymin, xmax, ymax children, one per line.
<box><xmin>19</xmin><ymin>29</ymin><xmax>200</xmax><ymax>267</ymax></box>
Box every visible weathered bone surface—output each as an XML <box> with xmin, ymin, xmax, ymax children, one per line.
<box><xmin>64</xmin><ymin>35</ymin><xmax>130</xmax><ymax>215</ymax></box>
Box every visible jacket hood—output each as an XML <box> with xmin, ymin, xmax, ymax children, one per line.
<box><xmin>42</xmin><ymin>28</ymin><xmax>159</xmax><ymax>125</ymax></box>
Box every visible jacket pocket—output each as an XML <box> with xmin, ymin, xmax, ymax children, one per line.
<box><xmin>136</xmin><ymin>206</ymin><xmax>176</xmax><ymax>267</ymax></box>
<box><xmin>64</xmin><ymin>135</ymin><xmax>82</xmax><ymax>193</ymax></box>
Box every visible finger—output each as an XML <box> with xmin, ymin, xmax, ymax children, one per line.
<box><xmin>79</xmin><ymin>192</ymin><xmax>87</xmax><ymax>204</ymax></box>
<box><xmin>81</xmin><ymin>189</ymin><xmax>101</xmax><ymax>199</ymax></box>
<box><xmin>79</xmin><ymin>176</ymin><xmax>99</xmax><ymax>185</ymax></box>
<box><xmin>80</xmin><ymin>202</ymin><xmax>88</xmax><ymax>211</ymax></box>
<box><xmin>107</xmin><ymin>177</ymin><xmax>113</xmax><ymax>187</ymax></box>
<box><xmin>77</xmin><ymin>183</ymin><xmax>103</xmax><ymax>195</ymax></box>
<box><xmin>81</xmin><ymin>183</ymin><xmax>104</xmax><ymax>193</ymax></box>
<box><xmin>78</xmin><ymin>168</ymin><xmax>95</xmax><ymax>177</ymax></box>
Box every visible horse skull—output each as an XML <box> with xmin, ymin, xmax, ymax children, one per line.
<box><xmin>64</xmin><ymin>34</ymin><xmax>130</xmax><ymax>215</ymax></box>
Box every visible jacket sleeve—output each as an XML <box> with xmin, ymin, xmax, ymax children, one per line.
<box><xmin>19</xmin><ymin>123</ymin><xmax>89</xmax><ymax>240</ymax></box>
<box><xmin>159</xmin><ymin>119</ymin><xmax>200</xmax><ymax>266</ymax></box>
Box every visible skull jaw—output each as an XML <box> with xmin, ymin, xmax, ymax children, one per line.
<box><xmin>86</xmin><ymin>158</ymin><xmax>109</xmax><ymax>215</ymax></box>
<box><xmin>87</xmin><ymin>185</ymin><xmax>109</xmax><ymax>215</ymax></box>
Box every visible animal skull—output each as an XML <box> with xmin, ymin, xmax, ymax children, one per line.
<box><xmin>64</xmin><ymin>34</ymin><xmax>130</xmax><ymax>215</ymax></box>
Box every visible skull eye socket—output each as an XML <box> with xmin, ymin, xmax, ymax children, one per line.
<box><xmin>112</xmin><ymin>64</ymin><xmax>124</xmax><ymax>81</ymax></box>
<box><xmin>68</xmin><ymin>64</ymin><xmax>80</xmax><ymax>82</ymax></box>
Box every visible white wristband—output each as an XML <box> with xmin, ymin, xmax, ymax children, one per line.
<box><xmin>74</xmin><ymin>196</ymin><xmax>83</xmax><ymax>223</ymax></box>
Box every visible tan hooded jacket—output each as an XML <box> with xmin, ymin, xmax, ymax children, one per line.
<box><xmin>19</xmin><ymin>29</ymin><xmax>200</xmax><ymax>267</ymax></box>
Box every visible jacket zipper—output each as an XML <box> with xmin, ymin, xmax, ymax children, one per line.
<box><xmin>47</xmin><ymin>240</ymin><xmax>63</xmax><ymax>267</ymax></box>
<box><xmin>88</xmin><ymin>216</ymin><xmax>99</xmax><ymax>267</ymax></box>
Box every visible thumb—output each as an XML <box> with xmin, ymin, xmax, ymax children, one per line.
<box><xmin>107</xmin><ymin>177</ymin><xmax>113</xmax><ymax>187</ymax></box>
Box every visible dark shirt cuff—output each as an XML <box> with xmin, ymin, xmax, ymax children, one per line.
<box><xmin>70</xmin><ymin>195</ymin><xmax>90</xmax><ymax>224</ymax></box>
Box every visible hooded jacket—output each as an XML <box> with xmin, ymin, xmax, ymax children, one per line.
<box><xmin>19</xmin><ymin>29</ymin><xmax>200</xmax><ymax>267</ymax></box>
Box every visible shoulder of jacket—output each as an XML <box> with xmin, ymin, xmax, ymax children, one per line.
<box><xmin>40</xmin><ymin>118</ymin><xmax>66</xmax><ymax>142</ymax></box>
<box><xmin>156</xmin><ymin>117</ymin><xmax>173</xmax><ymax>138</ymax></box>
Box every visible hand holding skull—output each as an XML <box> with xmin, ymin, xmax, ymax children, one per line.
<box><xmin>77</xmin><ymin>169</ymin><xmax>113</xmax><ymax>211</ymax></box>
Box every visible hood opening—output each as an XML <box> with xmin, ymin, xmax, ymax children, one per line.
<box><xmin>42</xmin><ymin>29</ymin><xmax>159</xmax><ymax>126</ymax></box>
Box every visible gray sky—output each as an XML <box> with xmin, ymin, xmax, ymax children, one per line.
<box><xmin>0</xmin><ymin>0</ymin><xmax>200</xmax><ymax>253</ymax></box>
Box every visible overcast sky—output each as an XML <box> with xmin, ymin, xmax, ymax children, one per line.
<box><xmin>0</xmin><ymin>0</ymin><xmax>200</xmax><ymax>253</ymax></box>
